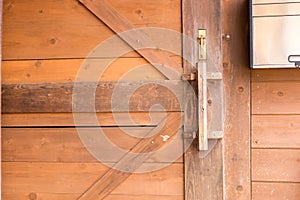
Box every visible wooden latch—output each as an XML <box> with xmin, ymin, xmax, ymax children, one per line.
<box><xmin>197</xmin><ymin>29</ymin><xmax>224</xmax><ymax>151</ymax></box>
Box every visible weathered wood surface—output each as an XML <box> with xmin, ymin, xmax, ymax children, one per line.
<box><xmin>3</xmin><ymin>0</ymin><xmax>181</xmax><ymax>60</ymax></box>
<box><xmin>222</xmin><ymin>0</ymin><xmax>251</xmax><ymax>199</ymax></box>
<box><xmin>2</xmin><ymin>58</ymin><xmax>166</xmax><ymax>84</ymax></box>
<box><xmin>183</xmin><ymin>0</ymin><xmax>224</xmax><ymax>199</ymax></box>
<box><xmin>252</xmin><ymin>69</ymin><xmax>300</xmax><ymax>82</ymax></box>
<box><xmin>2</xmin><ymin>162</ymin><xmax>183</xmax><ymax>198</ymax></box>
<box><xmin>252</xmin><ymin>149</ymin><xmax>300</xmax><ymax>182</ymax></box>
<box><xmin>252</xmin><ymin>81</ymin><xmax>300</xmax><ymax>114</ymax></box>
<box><xmin>252</xmin><ymin>182</ymin><xmax>300</xmax><ymax>200</ymax></box>
<box><xmin>2</xmin><ymin>81</ymin><xmax>183</xmax><ymax>113</ymax></box>
<box><xmin>252</xmin><ymin>115</ymin><xmax>300</xmax><ymax>148</ymax></box>
<box><xmin>78</xmin><ymin>112</ymin><xmax>182</xmax><ymax>199</ymax></box>
<box><xmin>79</xmin><ymin>0</ymin><xmax>182</xmax><ymax>80</ymax></box>
<box><xmin>2</xmin><ymin>112</ymin><xmax>168</xmax><ymax>127</ymax></box>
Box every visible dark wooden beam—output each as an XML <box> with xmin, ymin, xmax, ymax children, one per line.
<box><xmin>2</xmin><ymin>81</ymin><xmax>183</xmax><ymax>113</ymax></box>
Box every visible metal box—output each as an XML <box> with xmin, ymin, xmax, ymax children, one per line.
<box><xmin>250</xmin><ymin>0</ymin><xmax>300</xmax><ymax>68</ymax></box>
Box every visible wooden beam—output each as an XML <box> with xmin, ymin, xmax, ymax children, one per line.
<box><xmin>79</xmin><ymin>0</ymin><xmax>182</xmax><ymax>80</ymax></box>
<box><xmin>78</xmin><ymin>112</ymin><xmax>182</xmax><ymax>199</ymax></box>
<box><xmin>2</xmin><ymin>81</ymin><xmax>183</xmax><ymax>113</ymax></box>
<box><xmin>183</xmin><ymin>0</ymin><xmax>223</xmax><ymax>199</ymax></box>
<box><xmin>222</xmin><ymin>0</ymin><xmax>251</xmax><ymax>199</ymax></box>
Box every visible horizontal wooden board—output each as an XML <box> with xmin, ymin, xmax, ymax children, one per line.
<box><xmin>2</xmin><ymin>58</ymin><xmax>166</xmax><ymax>84</ymax></box>
<box><xmin>2</xmin><ymin>193</ymin><xmax>183</xmax><ymax>200</ymax></box>
<box><xmin>3</xmin><ymin>0</ymin><xmax>181</xmax><ymax>60</ymax></box>
<box><xmin>252</xmin><ymin>81</ymin><xmax>300</xmax><ymax>114</ymax></box>
<box><xmin>2</xmin><ymin>81</ymin><xmax>183</xmax><ymax>113</ymax></box>
<box><xmin>2</xmin><ymin>162</ymin><xmax>183</xmax><ymax>196</ymax></box>
<box><xmin>252</xmin><ymin>69</ymin><xmax>300</xmax><ymax>82</ymax></box>
<box><xmin>252</xmin><ymin>149</ymin><xmax>300</xmax><ymax>182</ymax></box>
<box><xmin>2</xmin><ymin>112</ymin><xmax>173</xmax><ymax>127</ymax></box>
<box><xmin>2</xmin><ymin>126</ymin><xmax>183</xmax><ymax>163</ymax></box>
<box><xmin>252</xmin><ymin>182</ymin><xmax>300</xmax><ymax>200</ymax></box>
<box><xmin>252</xmin><ymin>115</ymin><xmax>300</xmax><ymax>148</ymax></box>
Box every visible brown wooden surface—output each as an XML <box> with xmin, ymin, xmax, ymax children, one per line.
<box><xmin>2</xmin><ymin>81</ymin><xmax>183</xmax><ymax>113</ymax></box>
<box><xmin>252</xmin><ymin>81</ymin><xmax>300</xmax><ymax>115</ymax></box>
<box><xmin>252</xmin><ymin>182</ymin><xmax>300</xmax><ymax>200</ymax></box>
<box><xmin>252</xmin><ymin>69</ymin><xmax>300</xmax><ymax>82</ymax></box>
<box><xmin>252</xmin><ymin>149</ymin><xmax>300</xmax><ymax>182</ymax></box>
<box><xmin>79</xmin><ymin>0</ymin><xmax>182</xmax><ymax>80</ymax></box>
<box><xmin>2</xmin><ymin>112</ymin><xmax>168</xmax><ymax>127</ymax></box>
<box><xmin>252</xmin><ymin>115</ymin><xmax>300</xmax><ymax>148</ymax></box>
<box><xmin>183</xmin><ymin>0</ymin><xmax>224</xmax><ymax>199</ymax></box>
<box><xmin>2</xmin><ymin>58</ymin><xmax>166</xmax><ymax>84</ymax></box>
<box><xmin>2</xmin><ymin>162</ymin><xmax>183</xmax><ymax>198</ymax></box>
<box><xmin>3</xmin><ymin>0</ymin><xmax>181</xmax><ymax>60</ymax></box>
<box><xmin>222</xmin><ymin>0</ymin><xmax>251</xmax><ymax>199</ymax></box>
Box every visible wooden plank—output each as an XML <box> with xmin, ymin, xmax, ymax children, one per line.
<box><xmin>79</xmin><ymin>0</ymin><xmax>182</xmax><ymax>80</ymax></box>
<box><xmin>0</xmin><ymin>0</ymin><xmax>3</xmax><ymax>196</ymax></box>
<box><xmin>2</xmin><ymin>58</ymin><xmax>165</xmax><ymax>84</ymax></box>
<box><xmin>78</xmin><ymin>112</ymin><xmax>182</xmax><ymax>199</ymax></box>
<box><xmin>183</xmin><ymin>0</ymin><xmax>224</xmax><ymax>199</ymax></box>
<box><xmin>252</xmin><ymin>81</ymin><xmax>300</xmax><ymax>114</ymax></box>
<box><xmin>2</xmin><ymin>162</ymin><xmax>183</xmax><ymax>196</ymax></box>
<box><xmin>2</xmin><ymin>81</ymin><xmax>183</xmax><ymax>113</ymax></box>
<box><xmin>222</xmin><ymin>0</ymin><xmax>251</xmax><ymax>199</ymax></box>
<box><xmin>252</xmin><ymin>115</ymin><xmax>300</xmax><ymax>148</ymax></box>
<box><xmin>1</xmin><ymin>112</ymin><xmax>169</xmax><ymax>127</ymax></box>
<box><xmin>2</xmin><ymin>193</ymin><xmax>183</xmax><ymax>200</ymax></box>
<box><xmin>2</xmin><ymin>126</ymin><xmax>183</xmax><ymax>163</ymax></box>
<box><xmin>252</xmin><ymin>69</ymin><xmax>300</xmax><ymax>82</ymax></box>
<box><xmin>252</xmin><ymin>149</ymin><xmax>300</xmax><ymax>182</ymax></box>
<box><xmin>252</xmin><ymin>182</ymin><xmax>300</xmax><ymax>200</ymax></box>
<box><xmin>3</xmin><ymin>0</ymin><xmax>181</xmax><ymax>60</ymax></box>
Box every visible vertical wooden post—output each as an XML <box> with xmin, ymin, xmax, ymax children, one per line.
<box><xmin>183</xmin><ymin>0</ymin><xmax>250</xmax><ymax>199</ymax></box>
<box><xmin>183</xmin><ymin>0</ymin><xmax>223</xmax><ymax>199</ymax></box>
<box><xmin>222</xmin><ymin>0</ymin><xmax>251</xmax><ymax>199</ymax></box>
<box><xmin>0</xmin><ymin>0</ymin><xmax>3</xmax><ymax>197</ymax></box>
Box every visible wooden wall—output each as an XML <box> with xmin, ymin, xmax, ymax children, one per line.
<box><xmin>1</xmin><ymin>0</ymin><xmax>184</xmax><ymax>199</ymax></box>
<box><xmin>251</xmin><ymin>69</ymin><xmax>300</xmax><ymax>200</ymax></box>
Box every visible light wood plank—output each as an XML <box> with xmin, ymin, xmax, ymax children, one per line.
<box><xmin>3</xmin><ymin>0</ymin><xmax>181</xmax><ymax>60</ymax></box>
<box><xmin>252</xmin><ymin>182</ymin><xmax>300</xmax><ymax>200</ymax></box>
<box><xmin>1</xmin><ymin>112</ymin><xmax>169</xmax><ymax>127</ymax></box>
<box><xmin>252</xmin><ymin>149</ymin><xmax>300</xmax><ymax>182</ymax></box>
<box><xmin>2</xmin><ymin>162</ymin><xmax>183</xmax><ymax>196</ymax></box>
<box><xmin>2</xmin><ymin>58</ymin><xmax>165</xmax><ymax>84</ymax></box>
<box><xmin>252</xmin><ymin>115</ymin><xmax>300</xmax><ymax>148</ymax></box>
<box><xmin>2</xmin><ymin>121</ymin><xmax>183</xmax><ymax>163</ymax></box>
<box><xmin>252</xmin><ymin>69</ymin><xmax>300</xmax><ymax>82</ymax></box>
<box><xmin>79</xmin><ymin>0</ymin><xmax>182</xmax><ymax>80</ymax></box>
<box><xmin>252</xmin><ymin>81</ymin><xmax>300</xmax><ymax>114</ymax></box>
<box><xmin>2</xmin><ymin>81</ymin><xmax>183</xmax><ymax>113</ymax></box>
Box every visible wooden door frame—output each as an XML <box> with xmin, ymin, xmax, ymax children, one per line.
<box><xmin>183</xmin><ymin>0</ymin><xmax>251</xmax><ymax>199</ymax></box>
<box><xmin>0</xmin><ymin>0</ymin><xmax>3</xmax><ymax>197</ymax></box>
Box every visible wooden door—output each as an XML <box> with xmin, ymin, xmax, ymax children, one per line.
<box><xmin>1</xmin><ymin>0</ymin><xmax>250</xmax><ymax>199</ymax></box>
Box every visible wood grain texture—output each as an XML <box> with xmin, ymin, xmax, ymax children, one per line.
<box><xmin>222</xmin><ymin>0</ymin><xmax>251</xmax><ymax>199</ymax></box>
<box><xmin>79</xmin><ymin>0</ymin><xmax>182</xmax><ymax>80</ymax></box>
<box><xmin>2</xmin><ymin>58</ymin><xmax>166</xmax><ymax>84</ymax></box>
<box><xmin>252</xmin><ymin>149</ymin><xmax>300</xmax><ymax>182</ymax></box>
<box><xmin>252</xmin><ymin>115</ymin><xmax>300</xmax><ymax>148</ymax></box>
<box><xmin>3</xmin><ymin>0</ymin><xmax>181</xmax><ymax>60</ymax></box>
<box><xmin>1</xmin><ymin>112</ymin><xmax>169</xmax><ymax>127</ymax></box>
<box><xmin>252</xmin><ymin>69</ymin><xmax>300</xmax><ymax>82</ymax></box>
<box><xmin>2</xmin><ymin>121</ymin><xmax>183</xmax><ymax>163</ymax></box>
<box><xmin>183</xmin><ymin>0</ymin><xmax>224</xmax><ymax>199</ymax></box>
<box><xmin>78</xmin><ymin>112</ymin><xmax>183</xmax><ymax>199</ymax></box>
<box><xmin>252</xmin><ymin>81</ymin><xmax>300</xmax><ymax>114</ymax></box>
<box><xmin>252</xmin><ymin>182</ymin><xmax>300</xmax><ymax>200</ymax></box>
<box><xmin>2</xmin><ymin>81</ymin><xmax>183</xmax><ymax>113</ymax></box>
<box><xmin>2</xmin><ymin>162</ymin><xmax>183</xmax><ymax>197</ymax></box>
